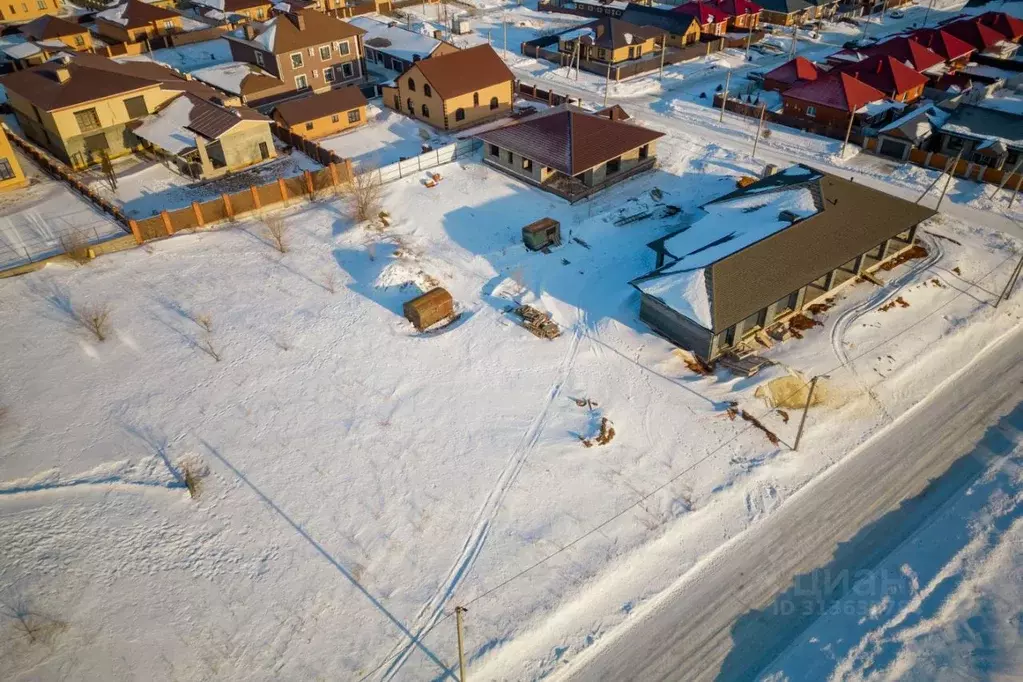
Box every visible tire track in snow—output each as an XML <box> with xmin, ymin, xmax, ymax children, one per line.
<box><xmin>380</xmin><ymin>326</ymin><xmax>584</xmax><ymax>681</ymax></box>
<box><xmin>829</xmin><ymin>235</ymin><xmax>944</xmax><ymax>423</ymax></box>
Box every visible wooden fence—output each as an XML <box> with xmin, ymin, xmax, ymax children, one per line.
<box><xmin>91</xmin><ymin>24</ymin><xmax>234</xmax><ymax>58</ymax></box>
<box><xmin>521</xmin><ymin>37</ymin><xmax>726</xmax><ymax>81</ymax></box>
<box><xmin>271</xmin><ymin>122</ymin><xmax>347</xmax><ymax>166</ymax></box>
<box><xmin>713</xmin><ymin>94</ymin><xmax>866</xmax><ymax>145</ymax></box>
<box><xmin>516</xmin><ymin>82</ymin><xmax>578</xmax><ymax>106</ymax></box>
<box><xmin>860</xmin><ymin>139</ymin><xmax>1023</xmax><ymax>191</ymax></box>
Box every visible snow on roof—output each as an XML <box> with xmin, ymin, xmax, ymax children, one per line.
<box><xmin>635</xmin><ymin>267</ymin><xmax>713</xmax><ymax>329</ymax></box>
<box><xmin>133</xmin><ymin>95</ymin><xmax>199</xmax><ymax>153</ymax></box>
<box><xmin>560</xmin><ymin>27</ymin><xmax>596</xmax><ymax>42</ymax></box>
<box><xmin>856</xmin><ymin>99</ymin><xmax>905</xmax><ymax>117</ymax></box>
<box><xmin>879</xmin><ymin>103</ymin><xmax>948</xmax><ymax>138</ymax></box>
<box><xmin>192</xmin><ymin>60</ymin><xmax>268</xmax><ymax>94</ymax></box>
<box><xmin>977</xmin><ymin>90</ymin><xmax>1023</xmax><ymax>116</ymax></box>
<box><xmin>2</xmin><ymin>42</ymin><xmax>43</xmax><ymax>59</ymax></box>
<box><xmin>251</xmin><ymin>21</ymin><xmax>276</xmax><ymax>51</ymax></box>
<box><xmin>940</xmin><ymin>104</ymin><xmax>1023</xmax><ymax>147</ymax></box>
<box><xmin>96</xmin><ymin>4</ymin><xmax>128</xmax><ymax>25</ymax></box>
<box><xmin>573</xmin><ymin>0</ymin><xmax>629</xmax><ymax>9</ymax></box>
<box><xmin>37</xmin><ymin>38</ymin><xmax>69</xmax><ymax>48</ymax></box>
<box><xmin>961</xmin><ymin>62</ymin><xmax>1016</xmax><ymax>82</ymax></box>
<box><xmin>179</xmin><ymin>16</ymin><xmax>210</xmax><ymax>31</ymax></box>
<box><xmin>349</xmin><ymin>16</ymin><xmax>442</xmax><ymax>63</ymax></box>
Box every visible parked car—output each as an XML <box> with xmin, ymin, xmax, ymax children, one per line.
<box><xmin>890</xmin><ymin>9</ymin><xmax>905</xmax><ymax>18</ymax></box>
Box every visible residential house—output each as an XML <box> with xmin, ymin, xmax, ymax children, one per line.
<box><xmin>836</xmin><ymin>55</ymin><xmax>929</xmax><ymax>103</ymax></box>
<box><xmin>935</xmin><ymin>104</ymin><xmax>1023</xmax><ymax>170</ymax></box>
<box><xmin>476</xmin><ymin>105</ymin><xmax>664</xmax><ymax>200</ymax></box>
<box><xmin>630</xmin><ymin>165</ymin><xmax>934</xmax><ymax>361</ymax></box>
<box><xmin>976</xmin><ymin>10</ymin><xmax>1023</xmax><ymax>43</ymax></box>
<box><xmin>133</xmin><ymin>92</ymin><xmax>275</xmax><ymax>178</ymax></box>
<box><xmin>757</xmin><ymin>0</ymin><xmax>834</xmax><ymax>26</ymax></box>
<box><xmin>191</xmin><ymin>0</ymin><xmax>272</xmax><ymax>22</ymax></box>
<box><xmin>861</xmin><ymin>36</ymin><xmax>945</xmax><ymax>75</ymax></box>
<box><xmin>0</xmin><ymin>126</ymin><xmax>27</xmax><ymax>193</ymax></box>
<box><xmin>619</xmin><ymin>4</ymin><xmax>701</xmax><ymax>48</ymax></box>
<box><xmin>872</xmin><ymin>104</ymin><xmax>946</xmax><ymax>161</ymax></box>
<box><xmin>942</xmin><ymin>16</ymin><xmax>1018</xmax><ymax>58</ymax></box>
<box><xmin>348</xmin><ymin>16</ymin><xmax>459</xmax><ymax>74</ymax></box>
<box><xmin>909</xmin><ymin>27</ymin><xmax>975</xmax><ymax>71</ymax></box>
<box><xmin>272</xmin><ymin>85</ymin><xmax>367</xmax><ymax>138</ymax></box>
<box><xmin>762</xmin><ymin>56</ymin><xmax>819</xmax><ymax>92</ymax></box>
<box><xmin>696</xmin><ymin>0</ymin><xmax>762</xmax><ymax>30</ymax></box>
<box><xmin>0</xmin><ymin>52</ymin><xmax>222</xmax><ymax>169</ymax></box>
<box><xmin>20</xmin><ymin>15</ymin><xmax>92</xmax><ymax>51</ymax></box>
<box><xmin>558</xmin><ymin>18</ymin><xmax>662</xmax><ymax>65</ymax></box>
<box><xmin>94</xmin><ymin>0</ymin><xmax>188</xmax><ymax>43</ymax></box>
<box><xmin>382</xmin><ymin>43</ymin><xmax>514</xmax><ymax>130</ymax></box>
<box><xmin>0</xmin><ymin>0</ymin><xmax>62</xmax><ymax>23</ymax></box>
<box><xmin>672</xmin><ymin>0</ymin><xmax>729</xmax><ymax>36</ymax></box>
<box><xmin>781</xmin><ymin>71</ymin><xmax>886</xmax><ymax>127</ymax></box>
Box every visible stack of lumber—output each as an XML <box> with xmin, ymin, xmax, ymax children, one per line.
<box><xmin>513</xmin><ymin>305</ymin><xmax>561</xmax><ymax>339</ymax></box>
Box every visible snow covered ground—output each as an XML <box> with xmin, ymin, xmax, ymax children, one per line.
<box><xmin>0</xmin><ymin>122</ymin><xmax>1020</xmax><ymax>681</ymax></box>
<box><xmin>317</xmin><ymin>104</ymin><xmax>453</xmax><ymax>171</ymax></box>
<box><xmin>0</xmin><ymin>150</ymin><xmax>128</xmax><ymax>272</ymax></box>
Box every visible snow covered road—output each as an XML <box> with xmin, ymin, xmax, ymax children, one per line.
<box><xmin>557</xmin><ymin>324</ymin><xmax>1023</xmax><ymax>682</ymax></box>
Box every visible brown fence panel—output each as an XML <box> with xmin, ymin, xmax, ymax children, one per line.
<box><xmin>170</xmin><ymin>206</ymin><xmax>199</xmax><ymax>232</ymax></box>
<box><xmin>982</xmin><ymin>166</ymin><xmax>1004</xmax><ymax>185</ymax></box>
<box><xmin>257</xmin><ymin>182</ymin><xmax>282</xmax><ymax>208</ymax></box>
<box><xmin>953</xmin><ymin>159</ymin><xmax>969</xmax><ymax>176</ymax></box>
<box><xmin>1005</xmin><ymin>173</ymin><xmax>1023</xmax><ymax>190</ymax></box>
<box><xmin>311</xmin><ymin>167</ymin><xmax>335</xmax><ymax>192</ymax></box>
<box><xmin>136</xmin><ymin>216</ymin><xmax>167</xmax><ymax>242</ymax></box>
<box><xmin>201</xmin><ymin>197</ymin><xmax>228</xmax><ymax>224</ymax></box>
<box><xmin>228</xmin><ymin>188</ymin><xmax>256</xmax><ymax>215</ymax></box>
<box><xmin>283</xmin><ymin>175</ymin><xmax>307</xmax><ymax>200</ymax></box>
<box><xmin>908</xmin><ymin>148</ymin><xmax>928</xmax><ymax>165</ymax></box>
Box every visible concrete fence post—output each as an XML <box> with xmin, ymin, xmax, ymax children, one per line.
<box><xmin>160</xmin><ymin>210</ymin><xmax>173</xmax><ymax>236</ymax></box>
<box><xmin>222</xmin><ymin>193</ymin><xmax>233</xmax><ymax>218</ymax></box>
<box><xmin>304</xmin><ymin>170</ymin><xmax>314</xmax><ymax>195</ymax></box>
<box><xmin>128</xmin><ymin>219</ymin><xmax>142</xmax><ymax>244</ymax></box>
<box><xmin>251</xmin><ymin>185</ymin><xmax>261</xmax><ymax>210</ymax></box>
<box><xmin>192</xmin><ymin>201</ymin><xmax>204</xmax><ymax>227</ymax></box>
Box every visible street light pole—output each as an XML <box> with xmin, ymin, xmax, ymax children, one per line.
<box><xmin>793</xmin><ymin>375</ymin><xmax>825</xmax><ymax>451</ymax></box>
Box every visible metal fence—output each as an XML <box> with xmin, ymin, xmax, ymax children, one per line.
<box><xmin>365</xmin><ymin>139</ymin><xmax>482</xmax><ymax>185</ymax></box>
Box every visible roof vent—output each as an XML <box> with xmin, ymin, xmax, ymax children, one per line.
<box><xmin>55</xmin><ymin>66</ymin><xmax>71</xmax><ymax>83</ymax></box>
<box><xmin>243</xmin><ymin>24</ymin><xmax>256</xmax><ymax>40</ymax></box>
<box><xmin>778</xmin><ymin>209</ymin><xmax>800</xmax><ymax>223</ymax></box>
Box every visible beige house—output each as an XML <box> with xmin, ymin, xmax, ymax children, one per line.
<box><xmin>0</xmin><ymin>126</ymin><xmax>28</xmax><ymax>193</ymax></box>
<box><xmin>20</xmin><ymin>15</ymin><xmax>93</xmax><ymax>51</ymax></box>
<box><xmin>272</xmin><ymin>86</ymin><xmax>367</xmax><ymax>139</ymax></box>
<box><xmin>558</xmin><ymin>17</ymin><xmax>662</xmax><ymax>65</ymax></box>
<box><xmin>382</xmin><ymin>43</ymin><xmax>514</xmax><ymax>131</ymax></box>
<box><xmin>191</xmin><ymin>0</ymin><xmax>272</xmax><ymax>22</ymax></box>
<box><xmin>1</xmin><ymin>53</ymin><xmax>224</xmax><ymax>169</ymax></box>
<box><xmin>0</xmin><ymin>0</ymin><xmax>62</xmax><ymax>23</ymax></box>
<box><xmin>133</xmin><ymin>92</ymin><xmax>275</xmax><ymax>178</ymax></box>
<box><xmin>94</xmin><ymin>0</ymin><xmax>186</xmax><ymax>43</ymax></box>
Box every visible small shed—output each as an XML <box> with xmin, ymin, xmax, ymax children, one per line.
<box><xmin>522</xmin><ymin>217</ymin><xmax>561</xmax><ymax>251</ymax></box>
<box><xmin>403</xmin><ymin>287</ymin><xmax>454</xmax><ymax>330</ymax></box>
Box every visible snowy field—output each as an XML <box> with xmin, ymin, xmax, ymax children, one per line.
<box><xmin>1</xmin><ymin>122</ymin><xmax>1021</xmax><ymax>681</ymax></box>
<box><xmin>0</xmin><ymin>150</ymin><xmax>127</xmax><ymax>272</ymax></box>
<box><xmin>317</xmin><ymin>104</ymin><xmax>453</xmax><ymax>171</ymax></box>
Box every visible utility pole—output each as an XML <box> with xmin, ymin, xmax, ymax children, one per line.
<box><xmin>487</xmin><ymin>29</ymin><xmax>491</xmax><ymax>46</ymax></box>
<box><xmin>995</xmin><ymin>253</ymin><xmax>1023</xmax><ymax>307</ymax></box>
<box><xmin>840</xmin><ymin>110</ymin><xmax>856</xmax><ymax>157</ymax></box>
<box><xmin>604</xmin><ymin>60</ymin><xmax>611</xmax><ymax>107</ymax></box>
<box><xmin>719</xmin><ymin>69</ymin><xmax>731</xmax><ymax>123</ymax></box>
<box><xmin>789</xmin><ymin>23</ymin><xmax>797</xmax><ymax>58</ymax></box>
<box><xmin>751</xmin><ymin>103</ymin><xmax>767</xmax><ymax>159</ymax></box>
<box><xmin>990</xmin><ymin>156</ymin><xmax>1023</xmax><ymax>199</ymax></box>
<box><xmin>936</xmin><ymin>149</ymin><xmax>963</xmax><ymax>211</ymax></box>
<box><xmin>503</xmin><ymin>17</ymin><xmax>508</xmax><ymax>58</ymax></box>
<box><xmin>794</xmin><ymin>375</ymin><xmax>824</xmax><ymax>450</ymax></box>
<box><xmin>744</xmin><ymin>29</ymin><xmax>752</xmax><ymax>62</ymax></box>
<box><xmin>574</xmin><ymin>39</ymin><xmax>581</xmax><ymax>80</ymax></box>
<box><xmin>455</xmin><ymin>606</ymin><xmax>468</xmax><ymax>682</ymax></box>
<box><xmin>659</xmin><ymin>35</ymin><xmax>666</xmax><ymax>80</ymax></box>
<box><xmin>922</xmin><ymin>0</ymin><xmax>936</xmax><ymax>26</ymax></box>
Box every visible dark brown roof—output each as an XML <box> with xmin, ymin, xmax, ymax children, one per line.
<box><xmin>572</xmin><ymin>17</ymin><xmax>663</xmax><ymax>50</ymax></box>
<box><xmin>596</xmin><ymin>104</ymin><xmax>631</xmax><ymax>121</ymax></box>
<box><xmin>210</xmin><ymin>0</ymin><xmax>270</xmax><ymax>11</ymax></box>
<box><xmin>236</xmin><ymin>9</ymin><xmax>365</xmax><ymax>54</ymax></box>
<box><xmin>477</xmin><ymin>105</ymin><xmax>663</xmax><ymax>175</ymax></box>
<box><xmin>180</xmin><ymin>93</ymin><xmax>267</xmax><ymax>138</ymax></box>
<box><xmin>272</xmin><ymin>85</ymin><xmax>367</xmax><ymax>125</ymax></box>
<box><xmin>20</xmin><ymin>14</ymin><xmax>87</xmax><ymax>40</ymax></box>
<box><xmin>411</xmin><ymin>43</ymin><xmax>514</xmax><ymax>100</ymax></box>
<box><xmin>97</xmin><ymin>0</ymin><xmax>183</xmax><ymax>30</ymax></box>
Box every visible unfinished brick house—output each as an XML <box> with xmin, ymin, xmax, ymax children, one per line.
<box><xmin>781</xmin><ymin>72</ymin><xmax>886</xmax><ymax>128</ymax></box>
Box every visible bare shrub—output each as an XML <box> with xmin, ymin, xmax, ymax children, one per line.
<box><xmin>76</xmin><ymin>302</ymin><xmax>111</xmax><ymax>342</ymax></box>
<box><xmin>58</xmin><ymin>230</ymin><xmax>90</xmax><ymax>264</ymax></box>
<box><xmin>181</xmin><ymin>463</ymin><xmax>203</xmax><ymax>499</ymax></box>
<box><xmin>264</xmin><ymin>215</ymin><xmax>288</xmax><ymax>253</ymax></box>
<box><xmin>1</xmin><ymin>595</ymin><xmax>66</xmax><ymax>645</ymax></box>
<box><xmin>761</xmin><ymin>127</ymin><xmax>772</xmax><ymax>139</ymax></box>
<box><xmin>321</xmin><ymin>270</ymin><xmax>337</xmax><ymax>294</ymax></box>
<box><xmin>194</xmin><ymin>312</ymin><xmax>213</xmax><ymax>333</ymax></box>
<box><xmin>198</xmin><ymin>333</ymin><xmax>221</xmax><ymax>362</ymax></box>
<box><xmin>340</xmin><ymin>171</ymin><xmax>382</xmax><ymax>224</ymax></box>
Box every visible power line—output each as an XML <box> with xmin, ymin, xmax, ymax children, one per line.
<box><xmin>356</xmin><ymin>245</ymin><xmax>1019</xmax><ymax>682</ymax></box>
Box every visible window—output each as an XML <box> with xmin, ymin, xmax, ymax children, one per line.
<box><xmin>945</xmin><ymin>136</ymin><xmax>965</xmax><ymax>152</ymax></box>
<box><xmin>423</xmin><ymin>84</ymin><xmax>432</xmax><ymax>97</ymax></box>
<box><xmin>84</xmin><ymin>132</ymin><xmax>108</xmax><ymax>152</ymax></box>
<box><xmin>331</xmin><ymin>114</ymin><xmax>339</xmax><ymax>123</ymax></box>
<box><xmin>472</xmin><ymin>92</ymin><xmax>479</xmax><ymax>106</ymax></box>
<box><xmin>341</xmin><ymin>62</ymin><xmax>353</xmax><ymax>78</ymax></box>
<box><xmin>256</xmin><ymin>7</ymin><xmax>264</xmax><ymax>17</ymax></box>
<box><xmin>74</xmin><ymin>108</ymin><xmax>100</xmax><ymax>132</ymax></box>
<box><xmin>489</xmin><ymin>143</ymin><xmax>499</xmax><ymax>157</ymax></box>
<box><xmin>124</xmin><ymin>95</ymin><xmax>148</xmax><ymax>119</ymax></box>
<box><xmin>489</xmin><ymin>96</ymin><xmax>499</xmax><ymax>110</ymax></box>
<box><xmin>254</xmin><ymin>50</ymin><xmax>264</xmax><ymax>66</ymax></box>
<box><xmin>407</xmin><ymin>97</ymin><xmax>413</xmax><ymax>113</ymax></box>
<box><xmin>606</xmin><ymin>156</ymin><xmax>621</xmax><ymax>174</ymax></box>
<box><xmin>324</xmin><ymin>67</ymin><xmax>335</xmax><ymax>82</ymax></box>
<box><xmin>347</xmin><ymin>109</ymin><xmax>360</xmax><ymax>124</ymax></box>
<box><xmin>338</xmin><ymin>40</ymin><xmax>350</xmax><ymax>55</ymax></box>
<box><xmin>407</xmin><ymin>77</ymin><xmax>416</xmax><ymax>92</ymax></box>
<box><xmin>295</xmin><ymin>74</ymin><xmax>308</xmax><ymax>89</ymax></box>
<box><xmin>639</xmin><ymin>144</ymin><xmax>649</xmax><ymax>159</ymax></box>
<box><xmin>21</xmin><ymin>3</ymin><xmax>26</xmax><ymax>10</ymax></box>
<box><xmin>522</xmin><ymin>158</ymin><xmax>532</xmax><ymax>172</ymax></box>
<box><xmin>259</xmin><ymin>141</ymin><xmax>270</xmax><ymax>160</ymax></box>
<box><xmin>319</xmin><ymin>45</ymin><xmax>331</xmax><ymax>60</ymax></box>
<box><xmin>505</xmin><ymin>150</ymin><xmax>513</xmax><ymax>163</ymax></box>
<box><xmin>0</xmin><ymin>158</ymin><xmax>14</xmax><ymax>181</ymax></box>
<box><xmin>455</xmin><ymin>108</ymin><xmax>465</xmax><ymax>121</ymax></box>
<box><xmin>305</xmin><ymin>122</ymin><xmax>314</xmax><ymax>131</ymax></box>
<box><xmin>74</xmin><ymin>34</ymin><xmax>84</xmax><ymax>46</ymax></box>
<box><xmin>162</xmin><ymin>19</ymin><xmax>174</xmax><ymax>30</ymax></box>
<box><xmin>7</xmin><ymin>4</ymin><xmax>13</xmax><ymax>13</ymax></box>
<box><xmin>806</xmin><ymin>105</ymin><xmax>816</xmax><ymax>118</ymax></box>
<box><xmin>36</xmin><ymin>0</ymin><xmax>45</xmax><ymax>8</ymax></box>
<box><xmin>291</xmin><ymin>52</ymin><xmax>303</xmax><ymax>68</ymax></box>
<box><xmin>421</xmin><ymin>104</ymin><xmax>430</xmax><ymax>117</ymax></box>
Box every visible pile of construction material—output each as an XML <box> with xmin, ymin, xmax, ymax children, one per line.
<box><xmin>512</xmin><ymin>305</ymin><xmax>560</xmax><ymax>339</ymax></box>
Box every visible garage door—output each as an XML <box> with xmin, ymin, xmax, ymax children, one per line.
<box><xmin>879</xmin><ymin>138</ymin><xmax>908</xmax><ymax>160</ymax></box>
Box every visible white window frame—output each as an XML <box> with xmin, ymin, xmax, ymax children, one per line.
<box><xmin>341</xmin><ymin>61</ymin><xmax>353</xmax><ymax>78</ymax></box>
<box><xmin>324</xmin><ymin>67</ymin><xmax>335</xmax><ymax>82</ymax></box>
<box><xmin>290</xmin><ymin>52</ymin><xmax>303</xmax><ymax>68</ymax></box>
<box><xmin>161</xmin><ymin>19</ymin><xmax>174</xmax><ymax>30</ymax></box>
<box><xmin>337</xmin><ymin>39</ymin><xmax>350</xmax><ymax>55</ymax></box>
<box><xmin>806</xmin><ymin>105</ymin><xmax>817</xmax><ymax>118</ymax></box>
<box><xmin>295</xmin><ymin>74</ymin><xmax>308</xmax><ymax>89</ymax></box>
<box><xmin>319</xmin><ymin>44</ymin><xmax>331</xmax><ymax>61</ymax></box>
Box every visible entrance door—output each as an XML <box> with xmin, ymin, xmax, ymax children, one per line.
<box><xmin>258</xmin><ymin>141</ymin><xmax>270</xmax><ymax>160</ymax></box>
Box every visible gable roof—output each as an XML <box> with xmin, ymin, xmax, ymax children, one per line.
<box><xmin>134</xmin><ymin>92</ymin><xmax>267</xmax><ymax>153</ymax></box>
<box><xmin>717</xmin><ymin>0</ymin><xmax>762</xmax><ymax>16</ymax></box>
<box><xmin>752</xmin><ymin>0</ymin><xmax>813</xmax><ymax>14</ymax></box>
<box><xmin>864</xmin><ymin>36</ymin><xmax>944</xmax><ymax>72</ymax></box>
<box><xmin>348</xmin><ymin>16</ymin><xmax>445</xmax><ymax>62</ymax></box>
<box><xmin>272</xmin><ymin>85</ymin><xmax>367</xmax><ymax>125</ymax></box>
<box><xmin>837</xmin><ymin>54</ymin><xmax>929</xmax><ymax>96</ymax></box>
<box><xmin>411</xmin><ymin>43</ymin><xmax>512</xmax><ymax>99</ymax></box>
<box><xmin>908</xmin><ymin>27</ymin><xmax>975</xmax><ymax>62</ymax></box>
<box><xmin>561</xmin><ymin>17</ymin><xmax>663</xmax><ymax>50</ymax></box>
<box><xmin>194</xmin><ymin>0</ymin><xmax>270</xmax><ymax>11</ymax></box>
<box><xmin>783</xmin><ymin>71</ymin><xmax>886</xmax><ymax>112</ymax></box>
<box><xmin>232</xmin><ymin>9</ymin><xmax>365</xmax><ymax>54</ymax></box>
<box><xmin>96</xmin><ymin>0</ymin><xmax>182</xmax><ymax>29</ymax></box>
<box><xmin>764</xmin><ymin>56</ymin><xmax>819</xmax><ymax>86</ymax></box>
<box><xmin>672</xmin><ymin>0</ymin><xmax>729</xmax><ymax>24</ymax></box>
<box><xmin>476</xmin><ymin>105</ymin><xmax>663</xmax><ymax>175</ymax></box>
<box><xmin>619</xmin><ymin>4</ymin><xmax>700</xmax><ymax>36</ymax></box>
<box><xmin>19</xmin><ymin>15</ymin><xmax>87</xmax><ymax>40</ymax></box>
<box><xmin>940</xmin><ymin>104</ymin><xmax>1023</xmax><ymax>148</ymax></box>
<box><xmin>942</xmin><ymin>16</ymin><xmax>1008</xmax><ymax>51</ymax></box>
<box><xmin>977</xmin><ymin>10</ymin><xmax>1023</xmax><ymax>41</ymax></box>
<box><xmin>191</xmin><ymin>60</ymin><xmax>284</xmax><ymax>96</ymax></box>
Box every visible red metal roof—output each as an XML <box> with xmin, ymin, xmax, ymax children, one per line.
<box><xmin>672</xmin><ymin>1</ymin><xmax>729</xmax><ymax>25</ymax></box>
<box><xmin>764</xmin><ymin>57</ymin><xmax>819</xmax><ymax>86</ymax></box>
<box><xmin>977</xmin><ymin>11</ymin><xmax>1023</xmax><ymax>41</ymax></box>
<box><xmin>909</xmin><ymin>27</ymin><xmax>975</xmax><ymax>62</ymax></box>
<box><xmin>942</xmin><ymin>17</ymin><xmax>1008</xmax><ymax>50</ymax></box>
<box><xmin>717</xmin><ymin>0</ymin><xmax>762</xmax><ymax>16</ymax></box>
<box><xmin>864</xmin><ymin>36</ymin><xmax>944</xmax><ymax>72</ymax></box>
<box><xmin>838</xmin><ymin>55</ymin><xmax>929</xmax><ymax>97</ymax></box>
<box><xmin>783</xmin><ymin>72</ymin><xmax>886</xmax><ymax>112</ymax></box>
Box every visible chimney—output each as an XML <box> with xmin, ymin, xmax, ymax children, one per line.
<box><xmin>55</xmin><ymin>67</ymin><xmax>70</xmax><ymax>83</ymax></box>
<box><xmin>243</xmin><ymin>24</ymin><xmax>256</xmax><ymax>40</ymax></box>
<box><xmin>294</xmin><ymin>11</ymin><xmax>305</xmax><ymax>30</ymax></box>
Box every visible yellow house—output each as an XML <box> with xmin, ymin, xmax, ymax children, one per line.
<box><xmin>95</xmin><ymin>0</ymin><xmax>185</xmax><ymax>43</ymax></box>
<box><xmin>20</xmin><ymin>15</ymin><xmax>93</xmax><ymax>51</ymax></box>
<box><xmin>0</xmin><ymin>0</ymin><xmax>63</xmax><ymax>23</ymax></box>
<box><xmin>558</xmin><ymin>17</ymin><xmax>662</xmax><ymax>65</ymax></box>
<box><xmin>0</xmin><ymin>126</ymin><xmax>28</xmax><ymax>193</ymax></box>
<box><xmin>0</xmin><ymin>53</ymin><xmax>224</xmax><ymax>169</ymax></box>
<box><xmin>383</xmin><ymin>43</ymin><xmax>514</xmax><ymax>131</ymax></box>
<box><xmin>272</xmin><ymin>86</ymin><xmax>368</xmax><ymax>139</ymax></box>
